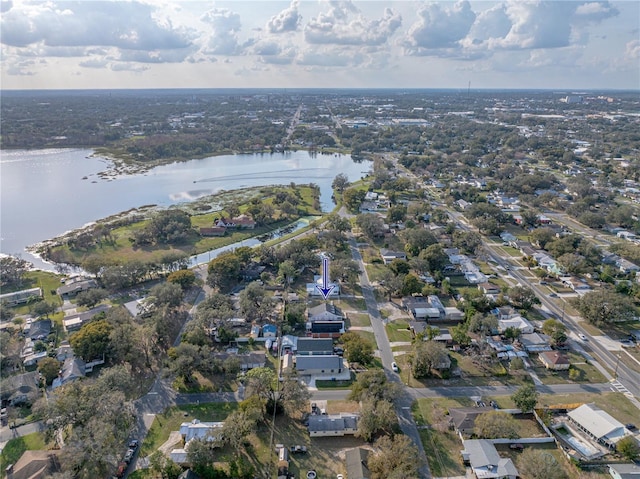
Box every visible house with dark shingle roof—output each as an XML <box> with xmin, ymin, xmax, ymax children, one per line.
<box><xmin>308</xmin><ymin>413</ymin><xmax>359</xmax><ymax>437</ymax></box>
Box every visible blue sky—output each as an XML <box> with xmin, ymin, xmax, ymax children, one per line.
<box><xmin>1</xmin><ymin>1</ymin><xmax>638</xmax><ymax>90</ymax></box>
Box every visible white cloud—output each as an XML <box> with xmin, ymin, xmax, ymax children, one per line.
<box><xmin>79</xmin><ymin>58</ymin><xmax>110</xmax><ymax>69</ymax></box>
<box><xmin>297</xmin><ymin>47</ymin><xmax>364</xmax><ymax>67</ymax></box>
<box><xmin>625</xmin><ymin>39</ymin><xmax>640</xmax><ymax>61</ymax></box>
<box><xmin>267</xmin><ymin>0</ymin><xmax>301</xmax><ymax>34</ymax></box>
<box><xmin>404</xmin><ymin>0</ymin><xmax>476</xmax><ymax>53</ymax></box>
<box><xmin>200</xmin><ymin>7</ymin><xmax>243</xmax><ymax>55</ymax></box>
<box><xmin>0</xmin><ymin>1</ymin><xmax>193</xmax><ymax>51</ymax></box>
<box><xmin>304</xmin><ymin>1</ymin><xmax>401</xmax><ymax>46</ymax></box>
<box><xmin>110</xmin><ymin>62</ymin><xmax>149</xmax><ymax>72</ymax></box>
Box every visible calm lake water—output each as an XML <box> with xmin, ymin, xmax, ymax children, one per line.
<box><xmin>0</xmin><ymin>148</ymin><xmax>371</xmax><ymax>269</ymax></box>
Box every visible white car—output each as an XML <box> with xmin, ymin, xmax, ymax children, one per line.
<box><xmin>391</xmin><ymin>362</ymin><xmax>399</xmax><ymax>372</ymax></box>
<box><xmin>578</xmin><ymin>333</ymin><xmax>588</xmax><ymax>341</ymax></box>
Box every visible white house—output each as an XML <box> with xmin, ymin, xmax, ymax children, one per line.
<box><xmin>568</xmin><ymin>404</ymin><xmax>632</xmax><ymax>449</ymax></box>
<box><xmin>179</xmin><ymin>419</ymin><xmax>224</xmax><ymax>443</ymax></box>
<box><xmin>498</xmin><ymin>316</ymin><xmax>534</xmax><ymax>334</ymax></box>
<box><xmin>461</xmin><ymin>439</ymin><xmax>518</xmax><ymax>479</ymax></box>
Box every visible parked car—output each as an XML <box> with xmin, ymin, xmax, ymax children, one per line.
<box><xmin>124</xmin><ymin>448</ymin><xmax>135</xmax><ymax>463</ymax></box>
<box><xmin>391</xmin><ymin>362</ymin><xmax>399</xmax><ymax>372</ymax></box>
<box><xmin>548</xmin><ymin>293</ymin><xmax>558</xmax><ymax>298</ymax></box>
<box><xmin>128</xmin><ymin>439</ymin><xmax>139</xmax><ymax>450</ymax></box>
<box><xmin>290</xmin><ymin>445</ymin><xmax>308</xmax><ymax>454</ymax></box>
<box><xmin>509</xmin><ymin>443</ymin><xmax>524</xmax><ymax>451</ymax></box>
<box><xmin>626</xmin><ymin>423</ymin><xmax>637</xmax><ymax>431</ymax></box>
<box><xmin>578</xmin><ymin>334</ymin><xmax>588</xmax><ymax>341</ymax></box>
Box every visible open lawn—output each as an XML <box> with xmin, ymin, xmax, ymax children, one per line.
<box><xmin>413</xmin><ymin>397</ymin><xmax>471</xmax><ymax>477</ymax></box>
<box><xmin>336</xmin><ymin>297</ymin><xmax>367</xmax><ymax>312</ymax></box>
<box><xmin>345</xmin><ymin>313</ymin><xmax>371</xmax><ymax>328</ymax></box>
<box><xmin>385</xmin><ymin>320</ymin><xmax>412</xmax><ymax>343</ymax></box>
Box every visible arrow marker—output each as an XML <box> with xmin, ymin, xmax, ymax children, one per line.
<box><xmin>316</xmin><ymin>256</ymin><xmax>335</xmax><ymax>300</ymax></box>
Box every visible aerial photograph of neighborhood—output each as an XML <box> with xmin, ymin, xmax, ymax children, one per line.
<box><xmin>1</xmin><ymin>1</ymin><xmax>639</xmax><ymax>479</ymax></box>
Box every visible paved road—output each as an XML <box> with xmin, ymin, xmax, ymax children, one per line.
<box><xmin>347</xmin><ymin>234</ymin><xmax>433</xmax><ymax>479</ymax></box>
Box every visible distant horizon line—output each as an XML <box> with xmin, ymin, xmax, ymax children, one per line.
<box><xmin>2</xmin><ymin>87</ymin><xmax>639</xmax><ymax>94</ymax></box>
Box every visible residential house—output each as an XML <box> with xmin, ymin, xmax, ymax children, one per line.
<box><xmin>63</xmin><ymin>304</ymin><xmax>111</xmax><ymax>332</ymax></box>
<box><xmin>616</xmin><ymin>258</ymin><xmax>640</xmax><ymax>274</ymax></box>
<box><xmin>296</xmin><ymin>338</ymin><xmax>334</xmax><ymax>356</ymax></box>
<box><xmin>0</xmin><ymin>371</ymin><xmax>39</xmax><ymax>405</ymax></box>
<box><xmin>461</xmin><ymin>439</ymin><xmax>518</xmax><ymax>479</ymax></box>
<box><xmin>498</xmin><ymin>316</ymin><xmax>534</xmax><ymax>334</ymax></box>
<box><xmin>308</xmin><ymin>413</ymin><xmax>359</xmax><ymax>437</ymax></box>
<box><xmin>179</xmin><ymin>419</ymin><xmax>224</xmax><ymax>442</ymax></box>
<box><xmin>539</xmin><ymin>351</ymin><xmax>570</xmax><ymax>371</ymax></box>
<box><xmin>608</xmin><ymin>464</ymin><xmax>640</xmax><ymax>479</ymax></box>
<box><xmin>52</xmin><ymin>357</ymin><xmax>86</xmax><ymax>389</ymax></box>
<box><xmin>5</xmin><ymin>450</ymin><xmax>61</xmax><ymax>479</ymax></box>
<box><xmin>444</xmin><ymin>307</ymin><xmax>465</xmax><ymax>322</ymax></box>
<box><xmin>519</xmin><ymin>333</ymin><xmax>552</xmax><ymax>353</ymax></box>
<box><xmin>449</xmin><ymin>407</ymin><xmax>496</xmax><ymax>437</ymax></box>
<box><xmin>478</xmin><ymin>282</ymin><xmax>500</xmax><ymax>295</ymax></box>
<box><xmin>0</xmin><ymin>287</ymin><xmax>42</xmax><ymax>307</ymax></box>
<box><xmin>27</xmin><ymin>319</ymin><xmax>51</xmax><ymax>341</ymax></box>
<box><xmin>295</xmin><ymin>355</ymin><xmax>344</xmax><ymax>376</ymax></box>
<box><xmin>562</xmin><ymin>277</ymin><xmax>592</xmax><ymax>294</ymax></box>
<box><xmin>308</xmin><ymin>321</ymin><xmax>344</xmax><ymax>339</ymax></box>
<box><xmin>492</xmin><ymin>307</ymin><xmax>519</xmax><ymax>321</ymax></box>
<box><xmin>306</xmin><ymin>275</ymin><xmax>340</xmax><ymax>297</ymax></box>
<box><xmin>345</xmin><ymin>448</ymin><xmax>370</xmax><ymax>479</ymax></box>
<box><xmin>213</xmin><ymin>352</ymin><xmax>266</xmax><ymax>371</ymax></box>
<box><xmin>308</xmin><ymin>303</ymin><xmax>343</xmax><ymax>322</ymax></box>
<box><xmin>56</xmin><ymin>278</ymin><xmax>98</xmax><ymax>298</ymax></box>
<box><xmin>380</xmin><ymin>249</ymin><xmax>407</xmax><ymax>264</ymax></box>
<box><xmin>568</xmin><ymin>404</ymin><xmax>632</xmax><ymax>449</ymax></box>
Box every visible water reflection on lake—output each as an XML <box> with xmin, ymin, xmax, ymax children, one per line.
<box><xmin>0</xmin><ymin>148</ymin><xmax>370</xmax><ymax>270</ymax></box>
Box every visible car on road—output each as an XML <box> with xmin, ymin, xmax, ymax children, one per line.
<box><xmin>124</xmin><ymin>448</ymin><xmax>135</xmax><ymax>463</ymax></box>
<box><xmin>128</xmin><ymin>439</ymin><xmax>139</xmax><ymax>450</ymax></box>
<box><xmin>578</xmin><ymin>334</ymin><xmax>588</xmax><ymax>341</ymax></box>
<box><xmin>391</xmin><ymin>362</ymin><xmax>399</xmax><ymax>372</ymax></box>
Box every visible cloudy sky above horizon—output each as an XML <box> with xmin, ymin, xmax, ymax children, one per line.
<box><xmin>1</xmin><ymin>0</ymin><xmax>638</xmax><ymax>90</ymax></box>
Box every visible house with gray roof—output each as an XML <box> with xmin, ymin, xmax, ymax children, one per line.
<box><xmin>52</xmin><ymin>357</ymin><xmax>86</xmax><ymax>390</ymax></box>
<box><xmin>345</xmin><ymin>448</ymin><xmax>370</xmax><ymax>479</ymax></box>
<box><xmin>608</xmin><ymin>463</ymin><xmax>640</xmax><ymax>479</ymax></box>
<box><xmin>308</xmin><ymin>303</ymin><xmax>343</xmax><ymax>321</ymax></box>
<box><xmin>461</xmin><ymin>439</ymin><xmax>518</xmax><ymax>479</ymax></box>
<box><xmin>56</xmin><ymin>279</ymin><xmax>97</xmax><ymax>298</ymax></box>
<box><xmin>296</xmin><ymin>338</ymin><xmax>334</xmax><ymax>356</ymax></box>
<box><xmin>308</xmin><ymin>413</ymin><xmax>359</xmax><ymax>437</ymax></box>
<box><xmin>295</xmin><ymin>355</ymin><xmax>344</xmax><ymax>375</ymax></box>
<box><xmin>449</xmin><ymin>407</ymin><xmax>495</xmax><ymax>437</ymax></box>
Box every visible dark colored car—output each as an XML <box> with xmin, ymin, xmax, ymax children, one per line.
<box><xmin>509</xmin><ymin>443</ymin><xmax>524</xmax><ymax>451</ymax></box>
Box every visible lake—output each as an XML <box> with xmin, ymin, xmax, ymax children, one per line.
<box><xmin>0</xmin><ymin>148</ymin><xmax>371</xmax><ymax>269</ymax></box>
